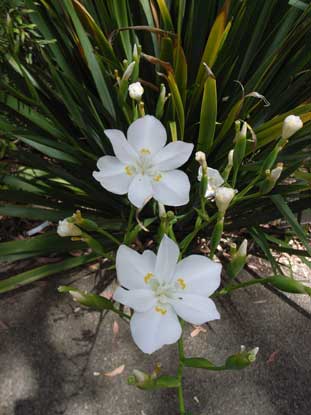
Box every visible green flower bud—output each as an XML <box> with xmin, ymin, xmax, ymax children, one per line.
<box><xmin>233</xmin><ymin>121</ymin><xmax>247</xmax><ymax>169</ymax></box>
<box><xmin>225</xmin><ymin>345</ymin><xmax>259</xmax><ymax>370</ymax></box>
<box><xmin>259</xmin><ymin>163</ymin><xmax>283</xmax><ymax>194</ymax></box>
<box><xmin>122</xmin><ymin>61</ymin><xmax>135</xmax><ymax>80</ymax></box>
<box><xmin>156</xmin><ymin>83</ymin><xmax>169</xmax><ymax>119</ymax></box>
<box><xmin>227</xmin><ymin>239</ymin><xmax>248</xmax><ymax>279</ymax></box>
<box><xmin>269</xmin><ymin>276</ymin><xmax>307</xmax><ymax>294</ymax></box>
<box><xmin>58</xmin><ymin>286</ymin><xmax>114</xmax><ymax>311</ymax></box>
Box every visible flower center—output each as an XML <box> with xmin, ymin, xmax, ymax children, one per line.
<box><xmin>143</xmin><ymin>273</ymin><xmax>186</xmax><ymax>314</ymax></box>
<box><xmin>124</xmin><ymin>149</ymin><xmax>163</xmax><ymax>182</ymax></box>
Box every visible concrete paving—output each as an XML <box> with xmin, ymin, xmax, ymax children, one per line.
<box><xmin>0</xmin><ymin>268</ymin><xmax>311</xmax><ymax>415</ymax></box>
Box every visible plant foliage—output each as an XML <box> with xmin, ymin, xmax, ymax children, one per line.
<box><xmin>0</xmin><ymin>0</ymin><xmax>310</xmax><ymax>291</ymax></box>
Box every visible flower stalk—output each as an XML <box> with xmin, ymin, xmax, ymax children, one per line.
<box><xmin>177</xmin><ymin>320</ymin><xmax>186</xmax><ymax>415</ymax></box>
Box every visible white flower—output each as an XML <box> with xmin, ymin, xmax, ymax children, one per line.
<box><xmin>128</xmin><ymin>82</ymin><xmax>144</xmax><ymax>101</ymax></box>
<box><xmin>198</xmin><ymin>167</ymin><xmax>224</xmax><ymax>198</ymax></box>
<box><xmin>113</xmin><ymin>235</ymin><xmax>221</xmax><ymax>354</ymax></box>
<box><xmin>57</xmin><ymin>218</ymin><xmax>82</xmax><ymax>237</ymax></box>
<box><xmin>215</xmin><ymin>187</ymin><xmax>236</xmax><ymax>213</ymax></box>
<box><xmin>282</xmin><ymin>115</ymin><xmax>303</xmax><ymax>139</ymax></box>
<box><xmin>93</xmin><ymin>115</ymin><xmax>193</xmax><ymax>208</ymax></box>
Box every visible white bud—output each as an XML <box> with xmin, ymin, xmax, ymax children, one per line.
<box><xmin>160</xmin><ymin>83</ymin><xmax>166</xmax><ymax>99</ymax></box>
<box><xmin>282</xmin><ymin>115</ymin><xmax>303</xmax><ymax>139</ymax></box>
<box><xmin>69</xmin><ymin>290</ymin><xmax>84</xmax><ymax>302</ymax></box>
<box><xmin>122</xmin><ymin>61</ymin><xmax>136</xmax><ymax>80</ymax></box>
<box><xmin>57</xmin><ymin>218</ymin><xmax>82</xmax><ymax>237</ymax></box>
<box><xmin>240</xmin><ymin>121</ymin><xmax>247</xmax><ymax>138</ymax></box>
<box><xmin>128</xmin><ymin>81</ymin><xmax>144</xmax><ymax>101</ymax></box>
<box><xmin>248</xmin><ymin>347</ymin><xmax>259</xmax><ymax>362</ymax></box>
<box><xmin>158</xmin><ymin>202</ymin><xmax>166</xmax><ymax>218</ymax></box>
<box><xmin>228</xmin><ymin>149</ymin><xmax>234</xmax><ymax>167</ymax></box>
<box><xmin>195</xmin><ymin>151</ymin><xmax>207</xmax><ymax>165</ymax></box>
<box><xmin>237</xmin><ymin>239</ymin><xmax>248</xmax><ymax>257</ymax></box>
<box><xmin>215</xmin><ymin>187</ymin><xmax>236</xmax><ymax>213</ymax></box>
<box><xmin>133</xmin><ymin>369</ymin><xmax>148</xmax><ymax>383</ymax></box>
<box><xmin>133</xmin><ymin>44</ymin><xmax>138</xmax><ymax>59</ymax></box>
<box><xmin>270</xmin><ymin>163</ymin><xmax>283</xmax><ymax>182</ymax></box>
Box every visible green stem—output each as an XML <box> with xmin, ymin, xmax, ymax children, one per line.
<box><xmin>177</xmin><ymin>320</ymin><xmax>185</xmax><ymax>414</ymax></box>
<box><xmin>97</xmin><ymin>228</ymin><xmax>121</xmax><ymax>246</ymax></box>
<box><xmin>213</xmin><ymin>277</ymin><xmax>274</xmax><ymax>297</ymax></box>
<box><xmin>124</xmin><ymin>205</ymin><xmax>135</xmax><ymax>244</ymax></box>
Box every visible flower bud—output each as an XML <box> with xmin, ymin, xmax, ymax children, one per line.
<box><xmin>57</xmin><ymin>218</ymin><xmax>82</xmax><ymax>237</ymax></box>
<box><xmin>248</xmin><ymin>347</ymin><xmax>259</xmax><ymax>362</ymax></box>
<box><xmin>228</xmin><ymin>149</ymin><xmax>234</xmax><ymax>167</ymax></box>
<box><xmin>259</xmin><ymin>163</ymin><xmax>283</xmax><ymax>194</ymax></box>
<box><xmin>227</xmin><ymin>239</ymin><xmax>248</xmax><ymax>279</ymax></box>
<box><xmin>122</xmin><ymin>61</ymin><xmax>135</xmax><ymax>80</ymax></box>
<box><xmin>195</xmin><ymin>151</ymin><xmax>206</xmax><ymax>165</ymax></box>
<box><xmin>158</xmin><ymin>202</ymin><xmax>166</xmax><ymax>218</ymax></box>
<box><xmin>233</xmin><ymin>121</ymin><xmax>247</xmax><ymax>170</ymax></box>
<box><xmin>215</xmin><ymin>187</ymin><xmax>236</xmax><ymax>213</ymax></box>
<box><xmin>269</xmin><ymin>276</ymin><xmax>307</xmax><ymax>294</ymax></box>
<box><xmin>128</xmin><ymin>81</ymin><xmax>144</xmax><ymax>101</ymax></box>
<box><xmin>58</xmin><ymin>286</ymin><xmax>114</xmax><ymax>311</ymax></box>
<box><xmin>156</xmin><ymin>83</ymin><xmax>169</xmax><ymax>119</ymax></box>
<box><xmin>237</xmin><ymin>238</ymin><xmax>248</xmax><ymax>257</ymax></box>
<box><xmin>270</xmin><ymin>163</ymin><xmax>283</xmax><ymax>181</ymax></box>
<box><xmin>133</xmin><ymin>44</ymin><xmax>138</xmax><ymax>60</ymax></box>
<box><xmin>282</xmin><ymin>115</ymin><xmax>303</xmax><ymax>139</ymax></box>
<box><xmin>225</xmin><ymin>346</ymin><xmax>259</xmax><ymax>370</ymax></box>
<box><xmin>128</xmin><ymin>369</ymin><xmax>154</xmax><ymax>390</ymax></box>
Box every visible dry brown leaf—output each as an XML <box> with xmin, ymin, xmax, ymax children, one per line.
<box><xmin>112</xmin><ymin>320</ymin><xmax>119</xmax><ymax>336</ymax></box>
<box><xmin>267</xmin><ymin>351</ymin><xmax>279</xmax><ymax>365</ymax></box>
<box><xmin>103</xmin><ymin>364</ymin><xmax>125</xmax><ymax>377</ymax></box>
<box><xmin>100</xmin><ymin>290</ymin><xmax>113</xmax><ymax>300</ymax></box>
<box><xmin>191</xmin><ymin>325</ymin><xmax>207</xmax><ymax>337</ymax></box>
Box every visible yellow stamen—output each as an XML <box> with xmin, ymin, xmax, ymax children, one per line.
<box><xmin>140</xmin><ymin>148</ymin><xmax>151</xmax><ymax>155</ymax></box>
<box><xmin>144</xmin><ymin>272</ymin><xmax>154</xmax><ymax>284</ymax></box>
<box><xmin>153</xmin><ymin>174</ymin><xmax>162</xmax><ymax>182</ymax></box>
<box><xmin>155</xmin><ymin>306</ymin><xmax>167</xmax><ymax>315</ymax></box>
<box><xmin>177</xmin><ymin>278</ymin><xmax>186</xmax><ymax>289</ymax></box>
<box><xmin>125</xmin><ymin>165</ymin><xmax>133</xmax><ymax>176</ymax></box>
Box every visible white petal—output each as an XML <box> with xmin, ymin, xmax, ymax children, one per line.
<box><xmin>170</xmin><ymin>294</ymin><xmax>220</xmax><ymax>325</ymax></box>
<box><xmin>128</xmin><ymin>174</ymin><xmax>153</xmax><ymax>208</ymax></box>
<box><xmin>173</xmin><ymin>255</ymin><xmax>221</xmax><ymax>296</ymax></box>
<box><xmin>93</xmin><ymin>156</ymin><xmax>132</xmax><ymax>194</ymax></box>
<box><xmin>127</xmin><ymin>115</ymin><xmax>167</xmax><ymax>156</ymax></box>
<box><xmin>116</xmin><ymin>245</ymin><xmax>155</xmax><ymax>290</ymax></box>
<box><xmin>155</xmin><ymin>235</ymin><xmax>179</xmax><ymax>283</ymax></box>
<box><xmin>130</xmin><ymin>305</ymin><xmax>181</xmax><ymax>354</ymax></box>
<box><xmin>153</xmin><ymin>170</ymin><xmax>190</xmax><ymax>206</ymax></box>
<box><xmin>153</xmin><ymin>141</ymin><xmax>194</xmax><ymax>171</ymax></box>
<box><xmin>142</xmin><ymin>250</ymin><xmax>157</xmax><ymax>269</ymax></box>
<box><xmin>105</xmin><ymin>129</ymin><xmax>137</xmax><ymax>164</ymax></box>
<box><xmin>113</xmin><ymin>287</ymin><xmax>155</xmax><ymax>312</ymax></box>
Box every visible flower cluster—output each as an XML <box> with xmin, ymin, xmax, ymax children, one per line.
<box><xmin>57</xmin><ymin>113</ymin><xmax>303</xmax><ymax>356</ymax></box>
